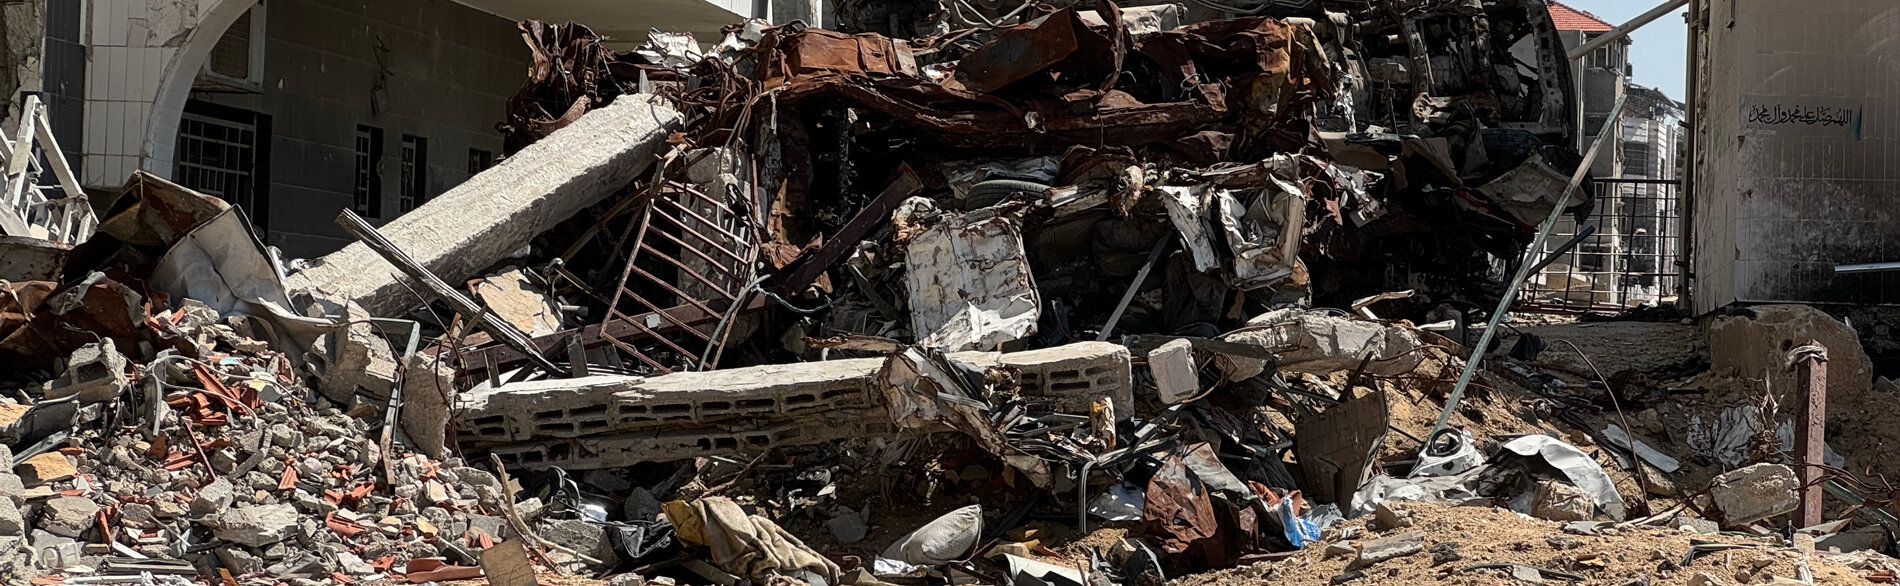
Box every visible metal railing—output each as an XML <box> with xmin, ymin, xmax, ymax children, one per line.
<box><xmin>1517</xmin><ymin>178</ymin><xmax>1683</xmax><ymax>313</ymax></box>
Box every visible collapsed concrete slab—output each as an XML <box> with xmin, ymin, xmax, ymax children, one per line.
<box><xmin>1217</xmin><ymin>308</ymin><xmax>1425</xmax><ymax>382</ymax></box>
<box><xmin>457</xmin><ymin>358</ymin><xmax>887</xmax><ymax>444</ymax></box>
<box><xmin>486</xmin><ymin>408</ymin><xmax>896</xmax><ymax>470</ymax></box>
<box><xmin>995</xmin><ymin>342</ymin><xmax>1133</xmax><ymax>415</ymax></box>
<box><xmin>1708</xmin><ymin>305</ymin><xmax>1872</xmax><ymax>410</ymax></box>
<box><xmin>457</xmin><ymin>342</ymin><xmax>1132</xmax><ymax>470</ymax></box>
<box><xmin>287</xmin><ymin>95</ymin><xmax>683</xmax><ymax>316</ymax></box>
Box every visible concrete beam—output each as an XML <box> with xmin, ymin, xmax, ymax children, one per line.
<box><xmin>457</xmin><ymin>358</ymin><xmax>888</xmax><ymax>443</ymax></box>
<box><xmin>456</xmin><ymin>342</ymin><xmax>1137</xmax><ymax>470</ymax></box>
<box><xmin>287</xmin><ymin>95</ymin><xmax>683</xmax><ymax>316</ymax></box>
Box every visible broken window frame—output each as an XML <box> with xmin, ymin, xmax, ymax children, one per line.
<box><xmin>399</xmin><ymin>134</ymin><xmax>428</xmax><ymax>213</ymax></box>
<box><xmin>353</xmin><ymin>124</ymin><xmax>383</xmax><ymax>218</ymax></box>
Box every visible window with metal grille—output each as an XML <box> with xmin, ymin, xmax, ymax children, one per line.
<box><xmin>174</xmin><ymin>101</ymin><xmax>269</xmax><ymax>232</ymax></box>
<box><xmin>468</xmin><ymin>148</ymin><xmax>493</xmax><ymax>175</ymax></box>
<box><xmin>400</xmin><ymin>135</ymin><xmax>427</xmax><ymax>212</ymax></box>
<box><xmin>1622</xmin><ymin>142</ymin><xmax>1651</xmax><ymax>177</ymax></box>
<box><xmin>209</xmin><ymin>10</ymin><xmax>252</xmax><ymax>79</ymax></box>
<box><xmin>354</xmin><ymin>125</ymin><xmax>383</xmax><ymax>218</ymax></box>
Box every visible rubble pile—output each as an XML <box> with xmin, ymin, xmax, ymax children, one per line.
<box><xmin>4</xmin><ymin>1</ymin><xmax>1900</xmax><ymax>585</ymax></box>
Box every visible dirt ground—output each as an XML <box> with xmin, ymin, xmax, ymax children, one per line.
<box><xmin>1171</xmin><ymin>502</ymin><xmax>1882</xmax><ymax>586</ymax></box>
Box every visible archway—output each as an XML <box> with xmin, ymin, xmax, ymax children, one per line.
<box><xmin>137</xmin><ymin>0</ymin><xmax>257</xmax><ymax>178</ymax></box>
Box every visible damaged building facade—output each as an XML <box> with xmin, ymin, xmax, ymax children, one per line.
<box><xmin>0</xmin><ymin>0</ymin><xmax>824</xmax><ymax>256</ymax></box>
<box><xmin>11</xmin><ymin>0</ymin><xmax>1900</xmax><ymax>585</ymax></box>
<box><xmin>1688</xmin><ymin>0</ymin><xmax>1900</xmax><ymax>365</ymax></box>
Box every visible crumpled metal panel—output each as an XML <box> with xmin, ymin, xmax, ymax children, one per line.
<box><xmin>1142</xmin><ymin>454</ymin><xmax>1218</xmax><ymax>556</ymax></box>
<box><xmin>901</xmin><ymin>200</ymin><xmax>1040</xmax><ymax>351</ymax></box>
<box><xmin>98</xmin><ymin>171</ymin><xmax>230</xmax><ymax>248</ymax></box>
<box><xmin>1294</xmin><ymin>390</ymin><xmax>1390</xmax><ymax>511</ymax></box>
<box><xmin>774</xmin><ymin>29</ymin><xmax>919</xmax><ymax>80</ymax></box>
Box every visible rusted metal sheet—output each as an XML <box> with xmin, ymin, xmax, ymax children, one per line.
<box><xmin>1792</xmin><ymin>342</ymin><xmax>1828</xmax><ymax>528</ymax></box>
<box><xmin>0</xmin><ymin>237</ymin><xmax>68</xmax><ymax>282</ymax></box>
<box><xmin>98</xmin><ymin>171</ymin><xmax>229</xmax><ymax>248</ymax></box>
<box><xmin>0</xmin><ymin>274</ymin><xmax>147</xmax><ymax>375</ymax></box>
<box><xmin>779</xmin><ymin>29</ymin><xmax>919</xmax><ymax>78</ymax></box>
<box><xmin>503</xmin><ymin>21</ymin><xmax>616</xmax><ymax>153</ymax></box>
<box><xmin>900</xmin><ymin>202</ymin><xmax>1039</xmax><ymax>351</ymax></box>
<box><xmin>952</xmin><ymin>10</ymin><xmax>1084</xmax><ymax>93</ymax></box>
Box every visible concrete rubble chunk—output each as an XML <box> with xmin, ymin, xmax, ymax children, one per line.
<box><xmin>1529</xmin><ymin>480</ymin><xmax>1595</xmax><ymax>523</ymax></box>
<box><xmin>0</xmin><ymin>474</ymin><xmax>23</xmax><ymax>506</ymax></box>
<box><xmin>539</xmin><ymin>519</ymin><xmax>615</xmax><ymax>570</ymax></box>
<box><xmin>482</xmin><ymin>539</ymin><xmax>540</xmax><ymax>586</ymax></box>
<box><xmin>400</xmin><ymin>352</ymin><xmax>456</xmax><ymax>459</ymax></box>
<box><xmin>472</xmin><ymin>268</ymin><xmax>563</xmax><ymax>337</ymax></box>
<box><xmin>1708</xmin><ymin>463</ymin><xmax>1799</xmax><ymax>527</ymax></box>
<box><xmin>37</xmin><ymin>497</ymin><xmax>98</xmax><ymax>538</ymax></box>
<box><xmin>1353</xmin><ymin>531</ymin><xmax>1424</xmax><ymax>568</ymax></box>
<box><xmin>215</xmin><ymin>504</ymin><xmax>300</xmax><ymax>546</ymax></box>
<box><xmin>1709</xmin><ymin>305</ymin><xmax>1871</xmax><ymax>416</ymax></box>
<box><xmin>15</xmin><ymin>452</ymin><xmax>75</xmax><ymax>486</ymax></box>
<box><xmin>0</xmin><ymin>497</ymin><xmax>22</xmax><ymax>535</ymax></box>
<box><xmin>215</xmin><ymin>546</ymin><xmax>264</xmax><ymax>574</ymax></box>
<box><xmin>991</xmin><ymin>342</ymin><xmax>1134</xmax><ymax>414</ymax></box>
<box><xmin>118</xmin><ymin>502</ymin><xmax>155</xmax><ymax>530</ymax></box>
<box><xmin>1148</xmin><ymin>338</ymin><xmax>1200</xmax><ymax>404</ymax></box>
<box><xmin>1218</xmin><ymin>308</ymin><xmax>1424</xmax><ymax>381</ymax></box>
<box><xmin>192</xmin><ymin>478</ymin><xmax>235</xmax><ymax>518</ymax></box>
<box><xmin>287</xmin><ymin>95</ymin><xmax>685</xmax><ymax>316</ymax></box>
<box><xmin>314</xmin><ymin>302</ymin><xmax>398</xmax><ymax>403</ymax></box>
<box><xmin>1814</xmin><ymin>526</ymin><xmax>1887</xmax><ymax>553</ymax></box>
<box><xmin>41</xmin><ymin>339</ymin><xmax>129</xmax><ymax>403</ymax></box>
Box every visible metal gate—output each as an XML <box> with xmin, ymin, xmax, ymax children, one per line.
<box><xmin>1517</xmin><ymin>178</ymin><xmax>1683</xmax><ymax>313</ymax></box>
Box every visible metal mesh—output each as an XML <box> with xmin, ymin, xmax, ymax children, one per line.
<box><xmin>1518</xmin><ymin>179</ymin><xmax>1683</xmax><ymax>313</ymax></box>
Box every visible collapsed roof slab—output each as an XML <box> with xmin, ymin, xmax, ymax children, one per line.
<box><xmin>287</xmin><ymin>95</ymin><xmax>683</xmax><ymax>317</ymax></box>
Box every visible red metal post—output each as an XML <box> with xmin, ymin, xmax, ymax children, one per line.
<box><xmin>1792</xmin><ymin>341</ymin><xmax>1828</xmax><ymax>528</ymax></box>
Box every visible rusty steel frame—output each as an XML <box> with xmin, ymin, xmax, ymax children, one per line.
<box><xmin>1794</xmin><ymin>343</ymin><xmax>1828</xmax><ymax>528</ymax></box>
<box><xmin>599</xmin><ymin>180</ymin><xmax>760</xmax><ymax>374</ymax></box>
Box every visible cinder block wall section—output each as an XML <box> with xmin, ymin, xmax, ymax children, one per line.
<box><xmin>1692</xmin><ymin>0</ymin><xmax>1900</xmax><ymax>312</ymax></box>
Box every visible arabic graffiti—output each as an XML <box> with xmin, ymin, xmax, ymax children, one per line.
<box><xmin>1745</xmin><ymin>102</ymin><xmax>1855</xmax><ymax>127</ymax></box>
<box><xmin>1740</xmin><ymin>95</ymin><xmax>1863</xmax><ymax>138</ymax></box>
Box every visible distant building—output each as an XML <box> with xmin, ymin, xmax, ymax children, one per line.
<box><xmin>1610</xmin><ymin>84</ymin><xmax>1685</xmax><ymax>305</ymax></box>
<box><xmin>1547</xmin><ymin>0</ymin><xmax>1629</xmax><ymax>177</ymax></box>
<box><xmin>1523</xmin><ymin>3</ymin><xmax>1689</xmax><ymax>310</ymax></box>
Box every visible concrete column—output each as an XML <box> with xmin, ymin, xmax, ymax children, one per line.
<box><xmin>287</xmin><ymin>95</ymin><xmax>683</xmax><ymax>316</ymax></box>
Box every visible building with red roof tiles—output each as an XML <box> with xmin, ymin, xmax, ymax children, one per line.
<box><xmin>1547</xmin><ymin>1</ymin><xmax>1614</xmax><ymax>33</ymax></box>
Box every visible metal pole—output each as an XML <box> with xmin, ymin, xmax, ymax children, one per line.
<box><xmin>1426</xmin><ymin>92</ymin><xmax>1630</xmax><ymax>440</ymax></box>
<box><xmin>1568</xmin><ymin>0</ymin><xmax>1691</xmax><ymax>61</ymax></box>
<box><xmin>334</xmin><ymin>209</ymin><xmax>569</xmax><ymax>378</ymax></box>
<box><xmin>1098</xmin><ymin>237</ymin><xmax>1173</xmax><ymax>341</ymax></box>
<box><xmin>1834</xmin><ymin>262</ymin><xmax>1900</xmax><ymax>274</ymax></box>
<box><xmin>1792</xmin><ymin>342</ymin><xmax>1828</xmax><ymax>528</ymax></box>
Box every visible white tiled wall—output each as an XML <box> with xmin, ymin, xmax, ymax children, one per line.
<box><xmin>79</xmin><ymin>0</ymin><xmax>235</xmax><ymax>188</ymax></box>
